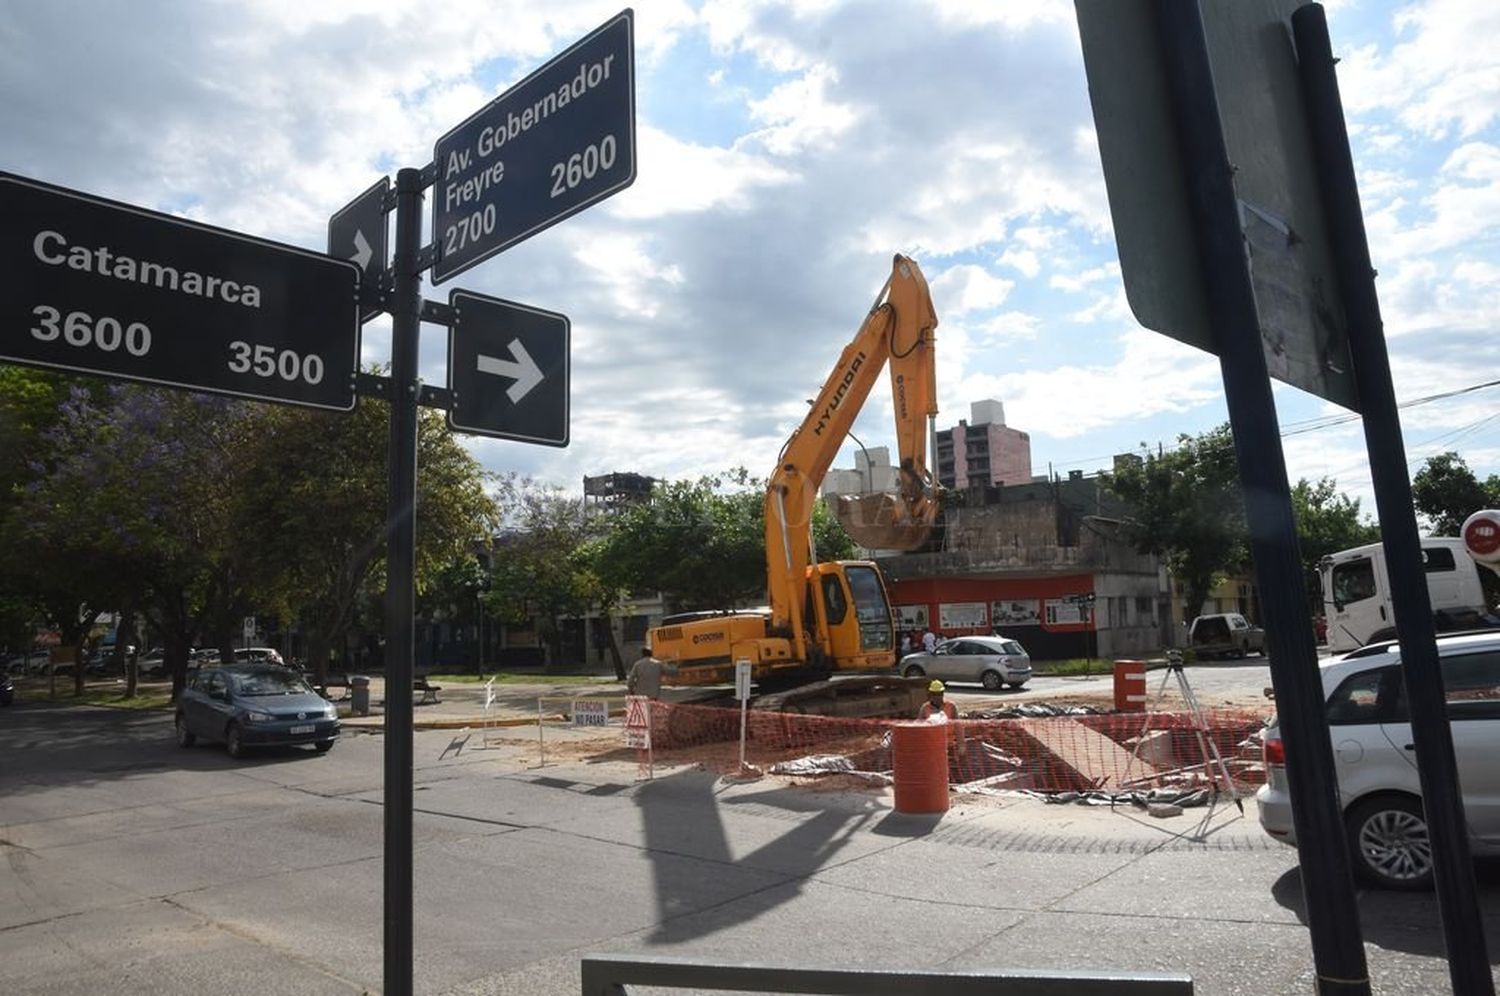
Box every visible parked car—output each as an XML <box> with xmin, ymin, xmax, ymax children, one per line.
<box><xmin>233</xmin><ymin>647</ymin><xmax>285</xmax><ymax>667</ymax></box>
<box><xmin>0</xmin><ymin>671</ymin><xmax>13</xmax><ymax>706</ymax></box>
<box><xmin>175</xmin><ymin>665</ymin><xmax>339</xmax><ymax>758</ymax></box>
<box><xmin>1257</xmin><ymin>631</ymin><xmax>1500</xmax><ymax>889</ymax></box>
<box><xmin>898</xmin><ymin>636</ymin><xmax>1032</xmax><ymax>690</ymax></box>
<box><xmin>1188</xmin><ymin>612</ymin><xmax>1265</xmax><ymax>659</ymax></box>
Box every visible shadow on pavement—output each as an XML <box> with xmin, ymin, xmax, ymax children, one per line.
<box><xmin>633</xmin><ymin>768</ymin><xmax>873</xmax><ymax>944</ymax></box>
<box><xmin>1271</xmin><ymin>861</ymin><xmax>1500</xmax><ymax>961</ymax></box>
<box><xmin>0</xmin><ymin>702</ymin><xmax>335</xmax><ymax>803</ymax></box>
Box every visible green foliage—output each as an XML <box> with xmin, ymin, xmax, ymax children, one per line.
<box><xmin>1103</xmin><ymin>425</ymin><xmax>1247</xmax><ymax>620</ymax></box>
<box><xmin>238</xmin><ymin>399</ymin><xmax>495</xmax><ymax>683</ymax></box>
<box><xmin>1290</xmin><ymin>477</ymin><xmax>1379</xmax><ymax>604</ymax></box>
<box><xmin>1412</xmin><ymin>452</ymin><xmax>1500</xmax><ymax>535</ymax></box>
<box><xmin>595</xmin><ymin>469</ymin><xmax>767</xmax><ymax>612</ymax></box>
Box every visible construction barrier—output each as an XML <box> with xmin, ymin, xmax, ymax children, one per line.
<box><xmin>590</xmin><ymin>701</ymin><xmax>1268</xmax><ymax>795</ymax></box>
<box><xmin>1113</xmin><ymin>660</ymin><xmax>1148</xmax><ymax>712</ymax></box>
<box><xmin>891</xmin><ymin>721</ymin><xmax>949</xmax><ymax>813</ymax></box>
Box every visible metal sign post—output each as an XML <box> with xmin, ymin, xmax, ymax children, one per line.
<box><xmin>1293</xmin><ymin>7</ymin><xmax>1491</xmax><ymax>992</ymax></box>
<box><xmin>380</xmin><ymin>166</ymin><xmax>423</xmax><ymax>996</ymax></box>
<box><xmin>736</xmin><ymin>660</ymin><xmax>752</xmax><ymax>771</ymax></box>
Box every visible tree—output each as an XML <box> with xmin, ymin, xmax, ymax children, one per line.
<box><xmin>1290</xmin><ymin>477</ymin><xmax>1380</xmax><ymax>609</ymax></box>
<box><xmin>1412</xmin><ymin>452</ymin><xmax>1500</xmax><ymax>535</ymax></box>
<box><xmin>598</xmin><ymin>470</ymin><xmax>768</xmax><ymax>613</ymax></box>
<box><xmin>4</xmin><ymin>385</ymin><xmax>252</xmax><ymax>697</ymax></box>
<box><xmin>1103</xmin><ymin>426</ymin><xmax>1248</xmax><ymax>622</ymax></box>
<box><xmin>238</xmin><ymin>398</ymin><xmax>496</xmax><ymax>688</ymax></box>
<box><xmin>486</xmin><ymin>476</ymin><xmax>612</xmax><ymax>672</ymax></box>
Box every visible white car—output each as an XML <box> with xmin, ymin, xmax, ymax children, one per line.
<box><xmin>898</xmin><ymin>636</ymin><xmax>1032</xmax><ymax>690</ymax></box>
<box><xmin>1257</xmin><ymin>631</ymin><xmax>1500</xmax><ymax>889</ymax></box>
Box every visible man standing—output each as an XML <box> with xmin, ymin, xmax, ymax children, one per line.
<box><xmin>922</xmin><ymin>628</ymin><xmax>937</xmax><ymax>653</ymax></box>
<box><xmin>627</xmin><ymin>646</ymin><xmax>662</xmax><ymax>699</ymax></box>
<box><xmin>918</xmin><ymin>679</ymin><xmax>967</xmax><ymax>773</ymax></box>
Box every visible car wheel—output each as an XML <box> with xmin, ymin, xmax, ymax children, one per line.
<box><xmin>175</xmin><ymin>714</ymin><xmax>196</xmax><ymax>747</ymax></box>
<box><xmin>1347</xmin><ymin>795</ymin><xmax>1433</xmax><ymax>890</ymax></box>
<box><xmin>903</xmin><ymin>665</ymin><xmax>926</xmax><ymax>678</ymax></box>
<box><xmin>981</xmin><ymin>670</ymin><xmax>1003</xmax><ymax>691</ymax></box>
<box><xmin>225</xmin><ymin>722</ymin><xmax>247</xmax><ymax>759</ymax></box>
<box><xmin>314</xmin><ymin>740</ymin><xmax>334</xmax><ymax>753</ymax></box>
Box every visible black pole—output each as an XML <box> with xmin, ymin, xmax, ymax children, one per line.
<box><xmin>1155</xmin><ymin>3</ymin><xmax>1370</xmax><ymax>993</ymax></box>
<box><xmin>383</xmin><ymin>166</ymin><xmax>422</xmax><ymax>996</ymax></box>
<box><xmin>1292</xmin><ymin>7</ymin><xmax>1493</xmax><ymax>993</ymax></box>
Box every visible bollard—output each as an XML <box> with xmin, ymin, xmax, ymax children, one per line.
<box><xmin>351</xmin><ymin>675</ymin><xmax>371</xmax><ymax>716</ymax></box>
<box><xmin>1113</xmin><ymin>660</ymin><xmax>1147</xmax><ymax>712</ymax></box>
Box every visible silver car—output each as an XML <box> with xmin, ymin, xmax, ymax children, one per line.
<box><xmin>1257</xmin><ymin>631</ymin><xmax>1500</xmax><ymax>889</ymax></box>
<box><xmin>898</xmin><ymin>636</ymin><xmax>1031</xmax><ymax>690</ymax></box>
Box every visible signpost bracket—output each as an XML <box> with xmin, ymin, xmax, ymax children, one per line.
<box><xmin>420</xmin><ymin>299</ymin><xmax>455</xmax><ymax>326</ymax></box>
<box><xmin>354</xmin><ymin>372</ymin><xmax>390</xmax><ymax>398</ymax></box>
<box><xmin>416</xmin><ymin>244</ymin><xmax>439</xmax><ymax>272</ymax></box>
<box><xmin>417</xmin><ymin>162</ymin><xmax>438</xmax><ymax>188</ymax></box>
<box><xmin>418</xmin><ymin>384</ymin><xmax>453</xmax><ymax>411</ymax></box>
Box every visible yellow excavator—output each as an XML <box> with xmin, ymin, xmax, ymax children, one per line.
<box><xmin>647</xmin><ymin>255</ymin><xmax>941</xmax><ymax>714</ymax></box>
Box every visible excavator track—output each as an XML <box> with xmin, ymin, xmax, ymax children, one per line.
<box><xmin>750</xmin><ymin>674</ymin><xmax>930</xmax><ymax>719</ymax></box>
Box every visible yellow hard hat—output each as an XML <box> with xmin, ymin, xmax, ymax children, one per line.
<box><xmin>927</xmin><ymin>679</ymin><xmax>945</xmax><ymax>694</ymax></box>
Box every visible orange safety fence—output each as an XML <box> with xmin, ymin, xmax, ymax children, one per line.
<box><xmin>634</xmin><ymin>701</ymin><xmax>1268</xmax><ymax>794</ymax></box>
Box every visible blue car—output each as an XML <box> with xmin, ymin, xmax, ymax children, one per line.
<box><xmin>176</xmin><ymin>665</ymin><xmax>339</xmax><ymax>758</ymax></box>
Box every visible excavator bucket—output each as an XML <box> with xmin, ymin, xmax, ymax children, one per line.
<box><xmin>835</xmin><ymin>492</ymin><xmax>940</xmax><ymax>552</ymax></box>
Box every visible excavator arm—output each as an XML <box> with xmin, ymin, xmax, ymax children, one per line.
<box><xmin>764</xmin><ymin>255</ymin><xmax>939</xmax><ymax>661</ymax></box>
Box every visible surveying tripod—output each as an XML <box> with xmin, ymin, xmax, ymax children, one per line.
<box><xmin>1123</xmin><ymin>649</ymin><xmax>1243</xmax><ymax>812</ymax></box>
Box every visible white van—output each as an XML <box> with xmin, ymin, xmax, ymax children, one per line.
<box><xmin>1321</xmin><ymin>538</ymin><xmax>1491</xmax><ymax>653</ymax></box>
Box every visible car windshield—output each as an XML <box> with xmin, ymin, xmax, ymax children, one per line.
<box><xmin>1000</xmin><ymin>641</ymin><xmax>1024</xmax><ymax>655</ymax></box>
<box><xmin>233</xmin><ymin>671</ymin><xmax>311</xmax><ymax>696</ymax></box>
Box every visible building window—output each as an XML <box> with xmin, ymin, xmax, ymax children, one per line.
<box><xmin>1135</xmin><ymin>596</ymin><xmax>1154</xmax><ymax>623</ymax></box>
<box><xmin>623</xmin><ymin>615</ymin><xmax>650</xmax><ymax>642</ymax></box>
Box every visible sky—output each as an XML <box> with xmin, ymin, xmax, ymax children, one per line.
<box><xmin>2</xmin><ymin>0</ymin><xmax>1497</xmax><ymax>524</ymax></box>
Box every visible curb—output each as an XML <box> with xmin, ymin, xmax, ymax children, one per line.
<box><xmin>340</xmin><ymin>714</ymin><xmax>553</xmax><ymax>731</ymax></box>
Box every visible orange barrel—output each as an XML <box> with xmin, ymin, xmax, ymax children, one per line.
<box><xmin>1114</xmin><ymin>660</ymin><xmax>1148</xmax><ymax>712</ymax></box>
<box><xmin>891</xmin><ymin>721</ymin><xmax>950</xmax><ymax>814</ymax></box>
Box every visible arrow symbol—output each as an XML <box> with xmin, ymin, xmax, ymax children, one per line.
<box><xmin>476</xmin><ymin>340</ymin><xmax>543</xmax><ymax>403</ymax></box>
<box><xmin>349</xmin><ymin>229</ymin><xmax>373</xmax><ymax>270</ymax></box>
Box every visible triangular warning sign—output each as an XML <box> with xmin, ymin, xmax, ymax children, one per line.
<box><xmin>625</xmin><ymin>695</ymin><xmax>649</xmax><ymax>728</ymax></box>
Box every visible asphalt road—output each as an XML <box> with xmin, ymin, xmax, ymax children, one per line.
<box><xmin>3</xmin><ymin>696</ymin><xmax>1497</xmax><ymax>995</ymax></box>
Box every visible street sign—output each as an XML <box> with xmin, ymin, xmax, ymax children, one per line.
<box><xmin>430</xmin><ymin>9</ymin><xmax>636</xmax><ymax>284</ymax></box>
<box><xmin>447</xmin><ymin>290</ymin><xmax>569</xmax><ymax>445</ymax></box>
<box><xmin>0</xmin><ymin>172</ymin><xmax>361</xmax><ymax>410</ymax></box>
<box><xmin>328</xmin><ymin>176</ymin><xmax>389</xmax><ymax>323</ymax></box>
<box><xmin>1075</xmin><ymin>0</ymin><xmax>1358</xmax><ymax>411</ymax></box>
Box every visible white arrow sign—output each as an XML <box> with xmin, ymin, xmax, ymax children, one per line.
<box><xmin>476</xmin><ymin>339</ymin><xmax>544</xmax><ymax>403</ymax></box>
<box><xmin>349</xmin><ymin>229</ymin><xmax>373</xmax><ymax>270</ymax></box>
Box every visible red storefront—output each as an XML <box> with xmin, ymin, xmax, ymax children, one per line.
<box><xmin>887</xmin><ymin>573</ymin><xmax>1097</xmax><ymax>661</ymax></box>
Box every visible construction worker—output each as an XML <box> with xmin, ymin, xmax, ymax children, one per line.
<box><xmin>627</xmin><ymin>646</ymin><xmax>662</xmax><ymax>699</ymax></box>
<box><xmin>918</xmin><ymin>679</ymin><xmax>958</xmax><ymax>721</ymax></box>
<box><xmin>918</xmin><ymin>679</ymin><xmax>967</xmax><ymax>774</ymax></box>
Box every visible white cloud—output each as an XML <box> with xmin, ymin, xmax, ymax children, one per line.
<box><xmin>929</xmin><ymin>264</ymin><xmax>1014</xmax><ymax>315</ymax></box>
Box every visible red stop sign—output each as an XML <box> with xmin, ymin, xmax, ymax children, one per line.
<box><xmin>1465</xmin><ymin>517</ymin><xmax>1500</xmax><ymax>558</ymax></box>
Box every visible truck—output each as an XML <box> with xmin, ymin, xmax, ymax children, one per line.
<box><xmin>1187</xmin><ymin>612</ymin><xmax>1265</xmax><ymax>659</ymax></box>
<box><xmin>1320</xmin><ymin>535</ymin><xmax>1494</xmax><ymax>654</ymax></box>
<box><xmin>647</xmin><ymin>255</ymin><xmax>941</xmax><ymax>715</ymax></box>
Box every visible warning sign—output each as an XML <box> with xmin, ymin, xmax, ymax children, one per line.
<box><xmin>624</xmin><ymin>694</ymin><xmax>650</xmax><ymax>749</ymax></box>
<box><xmin>572</xmin><ymin>699</ymin><xmax>608</xmax><ymax>727</ymax></box>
